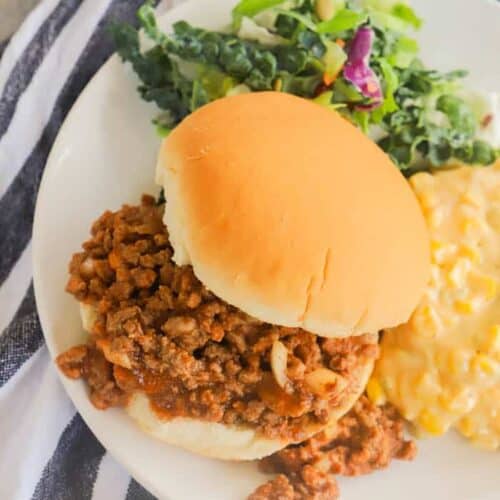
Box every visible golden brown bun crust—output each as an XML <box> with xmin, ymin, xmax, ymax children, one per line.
<box><xmin>157</xmin><ymin>92</ymin><xmax>430</xmax><ymax>337</ymax></box>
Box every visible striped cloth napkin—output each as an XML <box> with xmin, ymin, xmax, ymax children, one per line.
<box><xmin>0</xmin><ymin>1</ymin><xmax>184</xmax><ymax>499</ymax></box>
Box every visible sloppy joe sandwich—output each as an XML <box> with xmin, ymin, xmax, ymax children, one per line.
<box><xmin>57</xmin><ymin>92</ymin><xmax>430</xmax><ymax>460</ymax></box>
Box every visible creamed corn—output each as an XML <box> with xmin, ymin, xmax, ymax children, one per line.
<box><xmin>370</xmin><ymin>162</ymin><xmax>500</xmax><ymax>450</ymax></box>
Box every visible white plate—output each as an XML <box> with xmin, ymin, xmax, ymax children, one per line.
<box><xmin>33</xmin><ymin>1</ymin><xmax>500</xmax><ymax>499</ymax></box>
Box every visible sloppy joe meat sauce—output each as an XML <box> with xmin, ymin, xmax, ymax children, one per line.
<box><xmin>57</xmin><ymin>196</ymin><xmax>378</xmax><ymax>441</ymax></box>
<box><xmin>249</xmin><ymin>396</ymin><xmax>416</xmax><ymax>499</ymax></box>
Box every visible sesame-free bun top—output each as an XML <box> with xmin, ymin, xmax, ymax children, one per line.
<box><xmin>156</xmin><ymin>92</ymin><xmax>430</xmax><ymax>338</ymax></box>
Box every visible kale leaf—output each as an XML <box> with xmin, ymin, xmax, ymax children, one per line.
<box><xmin>110</xmin><ymin>1</ymin><xmax>498</xmax><ymax>171</ymax></box>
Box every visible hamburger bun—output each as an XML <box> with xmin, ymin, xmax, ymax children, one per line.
<box><xmin>156</xmin><ymin>92</ymin><xmax>430</xmax><ymax>338</ymax></box>
<box><xmin>80</xmin><ymin>303</ymin><xmax>376</xmax><ymax>460</ymax></box>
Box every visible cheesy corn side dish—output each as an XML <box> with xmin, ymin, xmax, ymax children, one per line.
<box><xmin>457</xmin><ymin>386</ymin><xmax>500</xmax><ymax>450</ymax></box>
<box><xmin>369</xmin><ymin>162</ymin><xmax>500</xmax><ymax>449</ymax></box>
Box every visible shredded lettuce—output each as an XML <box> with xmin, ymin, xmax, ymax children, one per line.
<box><xmin>197</xmin><ymin>67</ymin><xmax>237</xmax><ymax>99</ymax></box>
<box><xmin>155</xmin><ymin>123</ymin><xmax>172</xmax><ymax>138</ymax></box>
<box><xmin>314</xmin><ymin>90</ymin><xmax>334</xmax><ymax>106</ymax></box>
<box><xmin>274</xmin><ymin>8</ymin><xmax>318</xmax><ymax>31</ymax></box>
<box><xmin>371</xmin><ymin>57</ymin><xmax>398</xmax><ymax>121</ymax></box>
<box><xmin>237</xmin><ymin>16</ymin><xmax>286</xmax><ymax>45</ymax></box>
<box><xmin>232</xmin><ymin>0</ymin><xmax>287</xmax><ymax>25</ymax></box>
<box><xmin>391</xmin><ymin>4</ymin><xmax>422</xmax><ymax>29</ymax></box>
<box><xmin>369</xmin><ymin>10</ymin><xmax>414</xmax><ymax>33</ymax></box>
<box><xmin>317</xmin><ymin>9</ymin><xmax>367</xmax><ymax>34</ymax></box>
<box><xmin>360</xmin><ymin>0</ymin><xmax>408</xmax><ymax>13</ymax></box>
<box><xmin>322</xmin><ymin>40</ymin><xmax>347</xmax><ymax>83</ymax></box>
<box><xmin>226</xmin><ymin>83</ymin><xmax>252</xmax><ymax>95</ymax></box>
<box><xmin>387</xmin><ymin>36</ymin><xmax>419</xmax><ymax>68</ymax></box>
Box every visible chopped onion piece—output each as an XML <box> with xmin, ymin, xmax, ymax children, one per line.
<box><xmin>305</xmin><ymin>368</ymin><xmax>347</xmax><ymax>397</ymax></box>
<box><xmin>97</xmin><ymin>338</ymin><xmax>132</xmax><ymax>370</ymax></box>
<box><xmin>271</xmin><ymin>340</ymin><xmax>289</xmax><ymax>389</ymax></box>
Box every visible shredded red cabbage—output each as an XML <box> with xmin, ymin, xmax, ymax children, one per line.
<box><xmin>343</xmin><ymin>26</ymin><xmax>382</xmax><ymax>110</ymax></box>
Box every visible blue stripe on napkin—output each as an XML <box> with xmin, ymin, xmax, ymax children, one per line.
<box><xmin>0</xmin><ymin>0</ymin><xmax>81</xmax><ymax>139</ymax></box>
<box><xmin>32</xmin><ymin>414</ymin><xmax>106</xmax><ymax>500</ymax></box>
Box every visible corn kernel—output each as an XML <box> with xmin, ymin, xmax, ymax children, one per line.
<box><xmin>414</xmin><ymin>372</ymin><xmax>433</xmax><ymax>396</ymax></box>
<box><xmin>471</xmin><ymin>354</ymin><xmax>497</xmax><ymax>375</ymax></box>
<box><xmin>429</xmin><ymin>265</ymin><xmax>442</xmax><ymax>288</ymax></box>
<box><xmin>418</xmin><ymin>409</ymin><xmax>447</xmax><ymax>436</ymax></box>
<box><xmin>447</xmin><ymin>350</ymin><xmax>470</xmax><ymax>376</ymax></box>
<box><xmin>366</xmin><ymin>378</ymin><xmax>386</xmax><ymax>406</ymax></box>
<box><xmin>438</xmin><ymin>394</ymin><xmax>454</xmax><ymax>412</ymax></box>
<box><xmin>447</xmin><ymin>269</ymin><xmax>462</xmax><ymax>288</ymax></box>
<box><xmin>457</xmin><ymin>416</ymin><xmax>475</xmax><ymax>438</ymax></box>
<box><xmin>461</xmin><ymin>190</ymin><xmax>482</xmax><ymax>208</ymax></box>
<box><xmin>401</xmin><ymin>407</ymin><xmax>418</xmax><ymax>421</ymax></box>
<box><xmin>424</xmin><ymin>288</ymin><xmax>440</xmax><ymax>304</ymax></box>
<box><xmin>486</xmin><ymin>207</ymin><xmax>500</xmax><ymax>232</ymax></box>
<box><xmin>418</xmin><ymin>191</ymin><xmax>438</xmax><ymax>210</ymax></box>
<box><xmin>459</xmin><ymin>244</ymin><xmax>481</xmax><ymax>263</ymax></box>
<box><xmin>427</xmin><ymin>208</ymin><xmax>444</xmax><ymax>229</ymax></box>
<box><xmin>412</xmin><ymin>303</ymin><xmax>441</xmax><ymax>338</ymax></box>
<box><xmin>431</xmin><ymin>241</ymin><xmax>456</xmax><ymax>265</ymax></box>
<box><xmin>442</xmin><ymin>314</ymin><xmax>458</xmax><ymax>329</ymax></box>
<box><xmin>447</xmin><ymin>259</ymin><xmax>471</xmax><ymax>288</ymax></box>
<box><xmin>454</xmin><ymin>299</ymin><xmax>476</xmax><ymax>315</ymax></box>
<box><xmin>460</xmin><ymin>217</ymin><xmax>477</xmax><ymax>232</ymax></box>
<box><xmin>430</xmin><ymin>239</ymin><xmax>446</xmax><ymax>253</ymax></box>
<box><xmin>410</xmin><ymin>172</ymin><xmax>435</xmax><ymax>192</ymax></box>
<box><xmin>470</xmin><ymin>274</ymin><xmax>498</xmax><ymax>301</ymax></box>
<box><xmin>439</xmin><ymin>388</ymin><xmax>475</xmax><ymax>414</ymax></box>
<box><xmin>483</xmin><ymin>325</ymin><xmax>500</xmax><ymax>354</ymax></box>
<box><xmin>484</xmin><ymin>278</ymin><xmax>497</xmax><ymax>301</ymax></box>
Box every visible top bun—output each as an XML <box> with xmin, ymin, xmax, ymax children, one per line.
<box><xmin>156</xmin><ymin>92</ymin><xmax>430</xmax><ymax>338</ymax></box>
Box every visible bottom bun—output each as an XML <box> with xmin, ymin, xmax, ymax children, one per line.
<box><xmin>80</xmin><ymin>303</ymin><xmax>375</xmax><ymax>460</ymax></box>
<box><xmin>126</xmin><ymin>392</ymin><xmax>287</xmax><ymax>460</ymax></box>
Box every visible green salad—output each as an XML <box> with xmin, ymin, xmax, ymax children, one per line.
<box><xmin>111</xmin><ymin>0</ymin><xmax>498</xmax><ymax>173</ymax></box>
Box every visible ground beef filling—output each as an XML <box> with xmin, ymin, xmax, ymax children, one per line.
<box><xmin>249</xmin><ymin>396</ymin><xmax>416</xmax><ymax>499</ymax></box>
<box><xmin>57</xmin><ymin>196</ymin><xmax>378</xmax><ymax>441</ymax></box>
